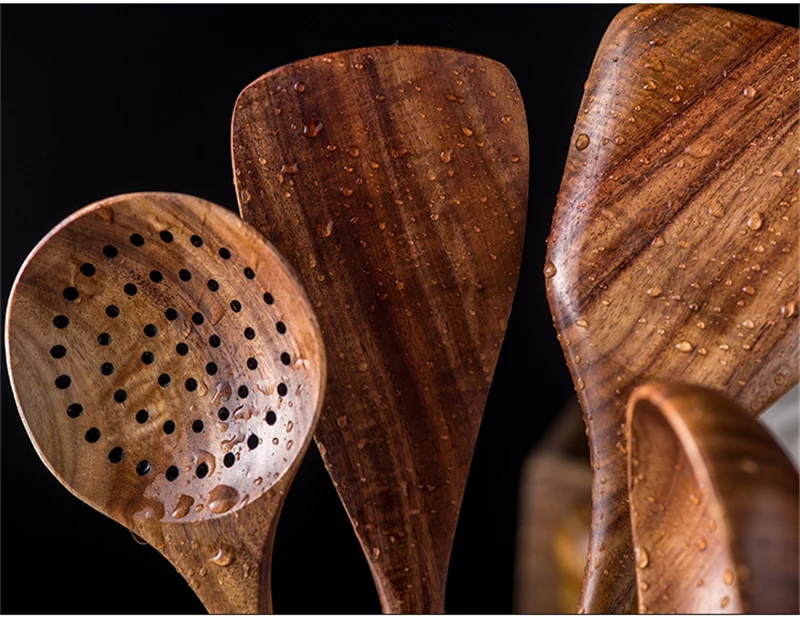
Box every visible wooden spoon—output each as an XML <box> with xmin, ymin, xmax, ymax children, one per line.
<box><xmin>544</xmin><ymin>4</ymin><xmax>799</xmax><ymax>613</ymax></box>
<box><xmin>627</xmin><ymin>382</ymin><xmax>799</xmax><ymax>614</ymax></box>
<box><xmin>4</xmin><ymin>192</ymin><xmax>325</xmax><ymax>613</ymax></box>
<box><xmin>232</xmin><ymin>46</ymin><xmax>528</xmax><ymax>613</ymax></box>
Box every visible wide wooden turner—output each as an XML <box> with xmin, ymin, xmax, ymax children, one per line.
<box><xmin>5</xmin><ymin>192</ymin><xmax>326</xmax><ymax>613</ymax></box>
<box><xmin>545</xmin><ymin>4</ymin><xmax>799</xmax><ymax>613</ymax></box>
<box><xmin>232</xmin><ymin>46</ymin><xmax>529</xmax><ymax>612</ymax></box>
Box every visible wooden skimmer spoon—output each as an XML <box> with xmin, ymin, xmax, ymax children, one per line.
<box><xmin>4</xmin><ymin>192</ymin><xmax>326</xmax><ymax>613</ymax></box>
<box><xmin>232</xmin><ymin>46</ymin><xmax>529</xmax><ymax>613</ymax></box>
<box><xmin>544</xmin><ymin>4</ymin><xmax>799</xmax><ymax>613</ymax></box>
<box><xmin>627</xmin><ymin>382</ymin><xmax>799</xmax><ymax>614</ymax></box>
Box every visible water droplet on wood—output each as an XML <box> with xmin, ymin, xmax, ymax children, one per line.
<box><xmin>303</xmin><ymin>119</ymin><xmax>323</xmax><ymax>137</ymax></box>
<box><xmin>575</xmin><ymin>133</ymin><xmax>591</xmax><ymax>151</ymax></box>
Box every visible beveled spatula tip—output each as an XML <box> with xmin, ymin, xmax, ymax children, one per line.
<box><xmin>232</xmin><ymin>45</ymin><xmax>529</xmax><ymax>613</ymax></box>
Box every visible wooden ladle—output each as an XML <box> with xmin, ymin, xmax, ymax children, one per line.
<box><xmin>627</xmin><ymin>382</ymin><xmax>799</xmax><ymax>614</ymax></box>
<box><xmin>232</xmin><ymin>46</ymin><xmax>529</xmax><ymax>612</ymax></box>
<box><xmin>4</xmin><ymin>192</ymin><xmax>325</xmax><ymax>613</ymax></box>
<box><xmin>544</xmin><ymin>4</ymin><xmax>799</xmax><ymax>613</ymax></box>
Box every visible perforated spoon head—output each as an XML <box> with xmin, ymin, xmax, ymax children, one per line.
<box><xmin>545</xmin><ymin>4</ymin><xmax>798</xmax><ymax>613</ymax></box>
<box><xmin>233</xmin><ymin>45</ymin><xmax>529</xmax><ymax>613</ymax></box>
<box><xmin>5</xmin><ymin>192</ymin><xmax>325</xmax><ymax>613</ymax></box>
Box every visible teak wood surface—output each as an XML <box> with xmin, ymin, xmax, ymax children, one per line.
<box><xmin>232</xmin><ymin>46</ymin><xmax>529</xmax><ymax>613</ymax></box>
<box><xmin>544</xmin><ymin>4</ymin><xmax>799</xmax><ymax>614</ymax></box>
<box><xmin>5</xmin><ymin>192</ymin><xmax>326</xmax><ymax>613</ymax></box>
<box><xmin>627</xmin><ymin>382</ymin><xmax>799</xmax><ymax>614</ymax></box>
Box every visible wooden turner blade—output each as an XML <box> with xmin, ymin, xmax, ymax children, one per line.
<box><xmin>545</xmin><ymin>5</ymin><xmax>799</xmax><ymax>613</ymax></box>
<box><xmin>627</xmin><ymin>382</ymin><xmax>799</xmax><ymax>614</ymax></box>
<box><xmin>4</xmin><ymin>192</ymin><xmax>326</xmax><ymax>613</ymax></box>
<box><xmin>232</xmin><ymin>46</ymin><xmax>528</xmax><ymax>613</ymax></box>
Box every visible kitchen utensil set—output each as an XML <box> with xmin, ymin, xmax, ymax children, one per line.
<box><xmin>5</xmin><ymin>5</ymin><xmax>798</xmax><ymax>614</ymax></box>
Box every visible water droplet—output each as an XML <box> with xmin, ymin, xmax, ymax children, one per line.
<box><xmin>347</xmin><ymin>146</ymin><xmax>360</xmax><ymax>158</ymax></box>
<box><xmin>340</xmin><ymin>187</ymin><xmax>353</xmax><ymax>197</ymax></box>
<box><xmin>645</xmin><ymin>57</ymin><xmax>665</xmax><ymax>72</ymax></box>
<box><xmin>315</xmin><ymin>219</ymin><xmax>334</xmax><ymax>238</ymax></box>
<box><xmin>675</xmin><ymin>341</ymin><xmax>693</xmax><ymax>353</ymax></box>
<box><xmin>746</xmin><ymin>212</ymin><xmax>764</xmax><ymax>230</ymax></box>
<box><xmin>389</xmin><ymin>145</ymin><xmax>408</xmax><ymax>159</ymax></box>
<box><xmin>708</xmin><ymin>202</ymin><xmax>725</xmax><ymax>218</ymax></box>
<box><xmin>643</xmin><ymin>79</ymin><xmax>658</xmax><ymax>91</ymax></box>
<box><xmin>614</xmin><ymin>135</ymin><xmax>626</xmax><ymax>145</ymax></box>
<box><xmin>510</xmin><ymin>155</ymin><xmax>520</xmax><ymax>163</ymax></box>
<box><xmin>440</xmin><ymin>149</ymin><xmax>452</xmax><ymax>163</ymax></box>
<box><xmin>651</xmin><ymin>235</ymin><xmax>665</xmax><ymax>248</ymax></box>
<box><xmin>544</xmin><ymin>261</ymin><xmax>557</xmax><ymax>278</ymax></box>
<box><xmin>742</xmin><ymin>319</ymin><xmax>755</xmax><ymax>329</ymax></box>
<box><xmin>130</xmin><ymin>531</ymin><xmax>148</xmax><ymax>546</ymax></box>
<box><xmin>501</xmin><ymin>115</ymin><xmax>512</xmax><ymax>124</ymax></box>
<box><xmin>646</xmin><ymin>286</ymin><xmax>662</xmax><ymax>297</ymax></box>
<box><xmin>636</xmin><ymin>547</ymin><xmax>650</xmax><ymax>569</ymax></box>
<box><xmin>172</xmin><ymin>495</ymin><xmax>194</xmax><ymax>519</ymax></box>
<box><xmin>669</xmin><ymin>94</ymin><xmax>682</xmax><ymax>103</ymax></box>
<box><xmin>293</xmin><ymin>81</ymin><xmax>306</xmax><ymax>93</ymax></box>
<box><xmin>782</xmin><ymin>301</ymin><xmax>798</xmax><ymax>318</ymax></box>
<box><xmin>576</xmin><ymin>319</ymin><xmax>589</xmax><ymax>329</ymax></box>
<box><xmin>743</xmin><ymin>86</ymin><xmax>757</xmax><ymax>98</ymax></box>
<box><xmin>724</xmin><ymin>569</ymin><xmax>735</xmax><ymax>585</ymax></box>
<box><xmin>742</xmin><ymin>285</ymin><xmax>756</xmax><ymax>295</ymax></box>
<box><xmin>721</xmin><ymin>596</ymin><xmax>730</xmax><ymax>608</ymax></box>
<box><xmin>303</xmin><ymin>119</ymin><xmax>323</xmax><ymax>137</ymax></box>
<box><xmin>211</xmin><ymin>545</ymin><xmax>234</xmax><ymax>567</ymax></box>
<box><xmin>577</xmin><ymin>377</ymin><xmax>585</xmax><ymax>391</ymax></box>
<box><xmin>461</xmin><ymin>126</ymin><xmax>473</xmax><ymax>137</ymax></box>
<box><xmin>697</xmin><ymin>538</ymin><xmax>708</xmax><ymax>551</ymax></box>
<box><xmin>375</xmin><ymin>93</ymin><xmax>386</xmax><ymax>102</ymax></box>
<box><xmin>575</xmin><ymin>133</ymin><xmax>590</xmax><ymax>151</ymax></box>
<box><xmin>208</xmin><ymin>485</ymin><xmax>240</xmax><ymax>515</ymax></box>
<box><xmin>358</xmin><ymin>361</ymin><xmax>368</xmax><ymax>372</ymax></box>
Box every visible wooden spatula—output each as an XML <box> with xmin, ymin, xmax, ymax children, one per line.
<box><xmin>232</xmin><ymin>46</ymin><xmax>529</xmax><ymax>613</ymax></box>
<box><xmin>544</xmin><ymin>4</ymin><xmax>799</xmax><ymax>613</ymax></box>
<box><xmin>627</xmin><ymin>382</ymin><xmax>799</xmax><ymax>614</ymax></box>
<box><xmin>4</xmin><ymin>192</ymin><xmax>325</xmax><ymax>613</ymax></box>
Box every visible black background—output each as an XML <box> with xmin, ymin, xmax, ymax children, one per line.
<box><xmin>1</xmin><ymin>3</ymin><xmax>797</xmax><ymax>615</ymax></box>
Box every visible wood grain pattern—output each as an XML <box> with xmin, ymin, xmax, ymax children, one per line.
<box><xmin>5</xmin><ymin>192</ymin><xmax>325</xmax><ymax>613</ymax></box>
<box><xmin>627</xmin><ymin>382</ymin><xmax>799</xmax><ymax>614</ymax></box>
<box><xmin>232</xmin><ymin>46</ymin><xmax>529</xmax><ymax>613</ymax></box>
<box><xmin>544</xmin><ymin>5</ymin><xmax>799</xmax><ymax>613</ymax></box>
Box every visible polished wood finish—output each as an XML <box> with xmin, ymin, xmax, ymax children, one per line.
<box><xmin>232</xmin><ymin>46</ymin><xmax>529</xmax><ymax>613</ymax></box>
<box><xmin>5</xmin><ymin>192</ymin><xmax>326</xmax><ymax>613</ymax></box>
<box><xmin>627</xmin><ymin>382</ymin><xmax>799</xmax><ymax>614</ymax></box>
<box><xmin>544</xmin><ymin>4</ymin><xmax>799</xmax><ymax>613</ymax></box>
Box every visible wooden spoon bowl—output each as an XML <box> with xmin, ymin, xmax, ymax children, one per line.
<box><xmin>627</xmin><ymin>382</ymin><xmax>799</xmax><ymax>614</ymax></box>
<box><xmin>4</xmin><ymin>192</ymin><xmax>325</xmax><ymax>613</ymax></box>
